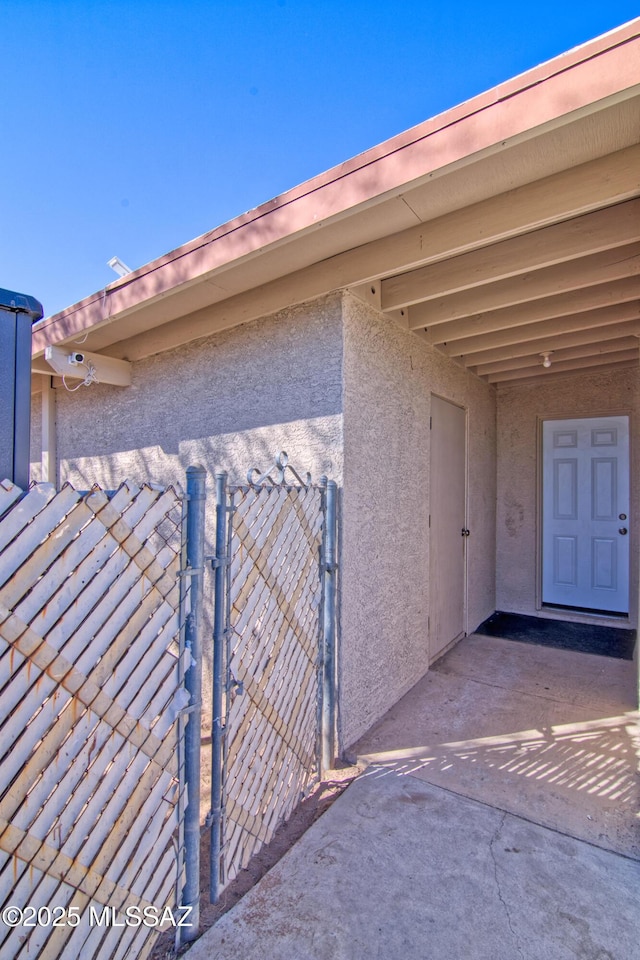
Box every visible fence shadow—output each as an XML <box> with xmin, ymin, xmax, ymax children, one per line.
<box><xmin>359</xmin><ymin>711</ymin><xmax>640</xmax><ymax>855</ymax></box>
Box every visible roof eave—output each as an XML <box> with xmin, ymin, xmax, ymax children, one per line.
<box><xmin>31</xmin><ymin>18</ymin><xmax>640</xmax><ymax>358</ymax></box>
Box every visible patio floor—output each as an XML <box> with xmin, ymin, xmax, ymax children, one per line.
<box><xmin>184</xmin><ymin>631</ymin><xmax>640</xmax><ymax>959</ymax></box>
<box><xmin>350</xmin><ymin>632</ymin><xmax>640</xmax><ymax>859</ymax></box>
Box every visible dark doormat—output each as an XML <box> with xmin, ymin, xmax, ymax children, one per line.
<box><xmin>475</xmin><ymin>611</ymin><xmax>636</xmax><ymax>660</ymax></box>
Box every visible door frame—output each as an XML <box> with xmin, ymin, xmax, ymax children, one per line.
<box><xmin>429</xmin><ymin>393</ymin><xmax>469</xmax><ymax>662</ymax></box>
<box><xmin>535</xmin><ymin>410</ymin><xmax>634</xmax><ymax>622</ymax></box>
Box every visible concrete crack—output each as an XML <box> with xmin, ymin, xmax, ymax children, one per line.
<box><xmin>489</xmin><ymin>812</ymin><xmax>525</xmax><ymax>960</ymax></box>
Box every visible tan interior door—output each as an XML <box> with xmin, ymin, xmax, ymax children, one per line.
<box><xmin>429</xmin><ymin>395</ymin><xmax>467</xmax><ymax>660</ymax></box>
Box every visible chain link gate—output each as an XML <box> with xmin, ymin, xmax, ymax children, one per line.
<box><xmin>208</xmin><ymin>453</ymin><xmax>337</xmax><ymax>901</ymax></box>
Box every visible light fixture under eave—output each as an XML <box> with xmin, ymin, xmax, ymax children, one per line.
<box><xmin>540</xmin><ymin>352</ymin><xmax>553</xmax><ymax>369</ymax></box>
<box><xmin>107</xmin><ymin>256</ymin><xmax>133</xmax><ymax>278</ymax></box>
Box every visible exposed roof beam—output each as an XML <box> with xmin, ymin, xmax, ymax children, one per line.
<box><xmin>494</xmin><ymin>358</ymin><xmax>639</xmax><ymax>388</ymax></box>
<box><xmin>31</xmin><ymin>360</ymin><xmax>55</xmax><ymax>376</ymax></box>
<box><xmin>425</xmin><ymin>275</ymin><xmax>640</xmax><ymax>344</ymax></box>
<box><xmin>406</xmin><ymin>244</ymin><xmax>640</xmax><ymax>327</ymax></box>
<box><xmin>442</xmin><ymin>302</ymin><xmax>640</xmax><ymax>357</ymax></box>
<box><xmin>68</xmin><ymin>145</ymin><xmax>640</xmax><ymax>363</ymax></box>
<box><xmin>381</xmin><ymin>198</ymin><xmax>640</xmax><ymax>311</ymax></box>
<box><xmin>473</xmin><ymin>336</ymin><xmax>640</xmax><ymax>376</ymax></box>
<box><xmin>487</xmin><ymin>348</ymin><xmax>639</xmax><ymax>383</ymax></box>
<box><xmin>42</xmin><ymin>346</ymin><xmax>131</xmax><ymax>387</ymax></box>
<box><xmin>457</xmin><ymin>318</ymin><xmax>640</xmax><ymax>366</ymax></box>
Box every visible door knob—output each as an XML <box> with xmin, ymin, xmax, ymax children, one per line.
<box><xmin>618</xmin><ymin>527</ymin><xmax>628</xmax><ymax>535</ymax></box>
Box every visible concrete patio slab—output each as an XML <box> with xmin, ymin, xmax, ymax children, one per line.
<box><xmin>351</xmin><ymin>635</ymin><xmax>640</xmax><ymax>858</ymax></box>
<box><xmin>184</xmin><ymin>772</ymin><xmax>640</xmax><ymax>960</ymax></box>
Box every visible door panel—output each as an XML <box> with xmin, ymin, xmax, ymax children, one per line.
<box><xmin>429</xmin><ymin>395</ymin><xmax>467</xmax><ymax>659</ymax></box>
<box><xmin>542</xmin><ymin>416</ymin><xmax>629</xmax><ymax>613</ymax></box>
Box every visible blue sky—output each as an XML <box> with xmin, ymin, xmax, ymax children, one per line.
<box><xmin>2</xmin><ymin>1</ymin><xmax>638</xmax><ymax>318</ymax></box>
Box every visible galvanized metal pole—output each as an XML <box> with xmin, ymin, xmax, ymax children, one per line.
<box><xmin>210</xmin><ymin>471</ymin><xmax>228</xmax><ymax>903</ymax></box>
<box><xmin>321</xmin><ymin>479</ymin><xmax>338</xmax><ymax>773</ymax></box>
<box><xmin>181</xmin><ymin>465</ymin><xmax>206</xmax><ymax>943</ymax></box>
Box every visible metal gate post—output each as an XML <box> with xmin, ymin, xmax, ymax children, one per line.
<box><xmin>321</xmin><ymin>479</ymin><xmax>338</xmax><ymax>773</ymax></box>
<box><xmin>210</xmin><ymin>471</ymin><xmax>228</xmax><ymax>903</ymax></box>
<box><xmin>181</xmin><ymin>465</ymin><xmax>206</xmax><ymax>943</ymax></box>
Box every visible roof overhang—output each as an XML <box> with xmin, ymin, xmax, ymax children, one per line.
<box><xmin>32</xmin><ymin>19</ymin><xmax>640</xmax><ymax>388</ymax></box>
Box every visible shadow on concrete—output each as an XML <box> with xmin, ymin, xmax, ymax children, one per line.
<box><xmin>353</xmin><ymin>634</ymin><xmax>640</xmax><ymax>858</ymax></box>
<box><xmin>360</xmin><ymin>713</ymin><xmax>639</xmax><ymax>806</ymax></box>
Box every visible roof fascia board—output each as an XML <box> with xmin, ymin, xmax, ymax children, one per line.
<box><xmin>37</xmin><ymin>141</ymin><xmax>640</xmax><ymax>362</ymax></box>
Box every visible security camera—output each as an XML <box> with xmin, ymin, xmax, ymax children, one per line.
<box><xmin>68</xmin><ymin>352</ymin><xmax>85</xmax><ymax>365</ymax></box>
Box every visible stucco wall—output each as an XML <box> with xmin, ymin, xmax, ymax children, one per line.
<box><xmin>496</xmin><ymin>367</ymin><xmax>639</xmax><ymax>626</ymax></box>
<box><xmin>55</xmin><ymin>295</ymin><xmax>344</xmax><ymax>492</ymax></box>
<box><xmin>29</xmin><ymin>391</ymin><xmax>43</xmax><ymax>483</ymax></box>
<box><xmin>43</xmin><ymin>295</ymin><xmax>344</xmax><ymax>714</ymax></box>
<box><xmin>30</xmin><ymin>290</ymin><xmax>498</xmax><ymax>752</ymax></box>
<box><xmin>340</xmin><ymin>293</ymin><xmax>497</xmax><ymax>749</ymax></box>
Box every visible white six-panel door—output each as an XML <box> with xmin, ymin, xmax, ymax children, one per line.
<box><xmin>542</xmin><ymin>416</ymin><xmax>629</xmax><ymax>614</ymax></box>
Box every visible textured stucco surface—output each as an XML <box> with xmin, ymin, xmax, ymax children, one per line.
<box><xmin>46</xmin><ymin>295</ymin><xmax>344</xmax><ymax>711</ymax></box>
<box><xmin>340</xmin><ymin>293</ymin><xmax>496</xmax><ymax>748</ymax></box>
<box><xmin>55</xmin><ymin>295</ymin><xmax>344</xmax><ymax>491</ymax></box>
<box><xmin>496</xmin><ymin>367</ymin><xmax>639</xmax><ymax>626</ymax></box>
<box><xmin>29</xmin><ymin>391</ymin><xmax>43</xmax><ymax>483</ymax></box>
<box><xmin>31</xmin><ymin>289</ymin><xmax>500</xmax><ymax>750</ymax></box>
